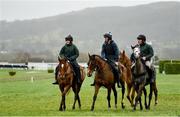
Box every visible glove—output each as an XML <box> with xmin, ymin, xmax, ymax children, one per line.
<box><xmin>142</xmin><ymin>57</ymin><xmax>146</xmax><ymax>60</ymax></box>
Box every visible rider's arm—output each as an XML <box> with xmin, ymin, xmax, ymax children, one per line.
<box><xmin>69</xmin><ymin>45</ymin><xmax>79</xmax><ymax>61</ymax></box>
<box><xmin>59</xmin><ymin>46</ymin><xmax>65</xmax><ymax>58</ymax></box>
<box><xmin>112</xmin><ymin>42</ymin><xmax>119</xmax><ymax>61</ymax></box>
<box><xmin>101</xmin><ymin>44</ymin><xmax>106</xmax><ymax>59</ymax></box>
<box><xmin>145</xmin><ymin>45</ymin><xmax>154</xmax><ymax>60</ymax></box>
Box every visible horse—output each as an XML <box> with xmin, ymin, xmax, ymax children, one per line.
<box><xmin>131</xmin><ymin>45</ymin><xmax>158</xmax><ymax>110</ymax></box>
<box><xmin>119</xmin><ymin>50</ymin><xmax>136</xmax><ymax>107</ymax></box>
<box><xmin>57</xmin><ymin>57</ymin><xmax>86</xmax><ymax>111</ymax></box>
<box><xmin>87</xmin><ymin>54</ymin><xmax>125</xmax><ymax>111</ymax></box>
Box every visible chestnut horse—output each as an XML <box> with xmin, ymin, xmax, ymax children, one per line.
<box><xmin>87</xmin><ymin>54</ymin><xmax>125</xmax><ymax>111</ymax></box>
<box><xmin>57</xmin><ymin>57</ymin><xmax>86</xmax><ymax>111</ymax></box>
<box><xmin>119</xmin><ymin>50</ymin><xmax>135</xmax><ymax>107</ymax></box>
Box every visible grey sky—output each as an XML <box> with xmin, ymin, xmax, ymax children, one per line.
<box><xmin>0</xmin><ymin>0</ymin><xmax>179</xmax><ymax>21</ymax></box>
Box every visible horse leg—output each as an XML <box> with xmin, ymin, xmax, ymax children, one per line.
<box><xmin>126</xmin><ymin>85</ymin><xmax>131</xmax><ymax>104</ymax></box>
<box><xmin>112</xmin><ymin>85</ymin><xmax>117</xmax><ymax>109</ymax></box>
<box><xmin>121</xmin><ymin>82</ymin><xmax>125</xmax><ymax>109</ymax></box>
<box><xmin>134</xmin><ymin>84</ymin><xmax>144</xmax><ymax>111</ymax></box>
<box><xmin>91</xmin><ymin>85</ymin><xmax>100</xmax><ymax>111</ymax></box>
<box><xmin>59</xmin><ymin>86</ymin><xmax>64</xmax><ymax>111</ymax></box>
<box><xmin>107</xmin><ymin>87</ymin><xmax>111</xmax><ymax>110</ymax></box>
<box><xmin>131</xmin><ymin>87</ymin><xmax>136</xmax><ymax>107</ymax></box>
<box><xmin>147</xmin><ymin>83</ymin><xmax>153</xmax><ymax>110</ymax></box>
<box><xmin>143</xmin><ymin>87</ymin><xmax>148</xmax><ymax>109</ymax></box>
<box><xmin>153</xmin><ymin>82</ymin><xmax>158</xmax><ymax>105</ymax></box>
<box><xmin>60</xmin><ymin>85</ymin><xmax>71</xmax><ymax>111</ymax></box>
<box><xmin>72</xmin><ymin>86</ymin><xmax>77</xmax><ymax>110</ymax></box>
<box><xmin>76</xmin><ymin>85</ymin><xmax>82</xmax><ymax>109</ymax></box>
<box><xmin>77</xmin><ymin>94</ymin><xmax>81</xmax><ymax>109</ymax></box>
<box><xmin>139</xmin><ymin>96</ymin><xmax>143</xmax><ymax>110</ymax></box>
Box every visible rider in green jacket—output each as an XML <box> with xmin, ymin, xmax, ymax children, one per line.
<box><xmin>52</xmin><ymin>35</ymin><xmax>81</xmax><ymax>84</ymax></box>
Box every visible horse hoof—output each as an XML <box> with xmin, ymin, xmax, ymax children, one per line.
<box><xmin>59</xmin><ymin>108</ymin><xmax>63</xmax><ymax>111</ymax></box>
<box><xmin>132</xmin><ymin>108</ymin><xmax>136</xmax><ymax>112</ymax></box>
<box><xmin>90</xmin><ymin>107</ymin><xmax>94</xmax><ymax>111</ymax></box>
<box><xmin>155</xmin><ymin>101</ymin><xmax>158</xmax><ymax>105</ymax></box>
<box><xmin>72</xmin><ymin>106</ymin><xmax>75</xmax><ymax>110</ymax></box>
<box><xmin>122</xmin><ymin>104</ymin><xmax>125</xmax><ymax>109</ymax></box>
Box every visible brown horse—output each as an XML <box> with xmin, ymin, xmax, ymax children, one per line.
<box><xmin>119</xmin><ymin>50</ymin><xmax>135</xmax><ymax>107</ymax></box>
<box><xmin>87</xmin><ymin>54</ymin><xmax>125</xmax><ymax>111</ymax></box>
<box><xmin>57</xmin><ymin>57</ymin><xmax>86</xmax><ymax>111</ymax></box>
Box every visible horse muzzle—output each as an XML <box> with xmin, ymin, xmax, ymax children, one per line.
<box><xmin>59</xmin><ymin>74</ymin><xmax>66</xmax><ymax>79</ymax></box>
<box><xmin>87</xmin><ymin>70</ymin><xmax>92</xmax><ymax>77</ymax></box>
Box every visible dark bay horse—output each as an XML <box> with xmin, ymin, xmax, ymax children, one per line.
<box><xmin>131</xmin><ymin>46</ymin><xmax>158</xmax><ymax>110</ymax></box>
<box><xmin>119</xmin><ymin>50</ymin><xmax>135</xmax><ymax>107</ymax></box>
<box><xmin>57</xmin><ymin>57</ymin><xmax>86</xmax><ymax>111</ymax></box>
<box><xmin>87</xmin><ymin>54</ymin><xmax>125</xmax><ymax>111</ymax></box>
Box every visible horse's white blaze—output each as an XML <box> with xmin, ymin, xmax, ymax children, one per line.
<box><xmin>134</xmin><ymin>47</ymin><xmax>141</xmax><ymax>58</ymax></box>
<box><xmin>61</xmin><ymin>64</ymin><xmax>64</xmax><ymax>68</ymax></box>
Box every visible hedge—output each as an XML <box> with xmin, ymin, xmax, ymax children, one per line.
<box><xmin>164</xmin><ymin>63</ymin><xmax>180</xmax><ymax>74</ymax></box>
<box><xmin>159</xmin><ymin>60</ymin><xmax>180</xmax><ymax>73</ymax></box>
<box><xmin>47</xmin><ymin>69</ymin><xmax>54</xmax><ymax>73</ymax></box>
<box><xmin>9</xmin><ymin>71</ymin><xmax>16</xmax><ymax>76</ymax></box>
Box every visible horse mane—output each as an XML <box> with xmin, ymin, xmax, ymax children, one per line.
<box><xmin>91</xmin><ymin>54</ymin><xmax>112</xmax><ymax>71</ymax></box>
<box><xmin>124</xmin><ymin>54</ymin><xmax>132</xmax><ymax>67</ymax></box>
<box><xmin>92</xmin><ymin>54</ymin><xmax>107</xmax><ymax>62</ymax></box>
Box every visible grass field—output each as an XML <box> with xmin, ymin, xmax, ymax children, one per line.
<box><xmin>0</xmin><ymin>69</ymin><xmax>180</xmax><ymax>116</ymax></box>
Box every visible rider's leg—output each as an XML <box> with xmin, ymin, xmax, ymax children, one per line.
<box><xmin>71</xmin><ymin>62</ymin><xmax>81</xmax><ymax>84</ymax></box>
<box><xmin>145</xmin><ymin>61</ymin><xmax>156</xmax><ymax>83</ymax></box>
<box><xmin>52</xmin><ymin>65</ymin><xmax>59</xmax><ymax>85</ymax></box>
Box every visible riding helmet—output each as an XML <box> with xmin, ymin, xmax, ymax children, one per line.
<box><xmin>104</xmin><ymin>32</ymin><xmax>112</xmax><ymax>40</ymax></box>
<box><xmin>65</xmin><ymin>34</ymin><xmax>73</xmax><ymax>41</ymax></box>
<box><xmin>137</xmin><ymin>34</ymin><xmax>146</xmax><ymax>41</ymax></box>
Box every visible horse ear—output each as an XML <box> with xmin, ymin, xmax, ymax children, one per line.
<box><xmin>131</xmin><ymin>45</ymin><xmax>135</xmax><ymax>49</ymax></box>
<box><xmin>58</xmin><ymin>56</ymin><xmax>60</xmax><ymax>62</ymax></box>
<box><xmin>120</xmin><ymin>51</ymin><xmax>122</xmax><ymax>55</ymax></box>
<box><xmin>123</xmin><ymin>50</ymin><xmax>125</xmax><ymax>55</ymax></box>
<box><xmin>88</xmin><ymin>53</ymin><xmax>91</xmax><ymax>58</ymax></box>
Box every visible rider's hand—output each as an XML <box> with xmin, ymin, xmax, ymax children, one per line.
<box><xmin>142</xmin><ymin>57</ymin><xmax>146</xmax><ymax>60</ymax></box>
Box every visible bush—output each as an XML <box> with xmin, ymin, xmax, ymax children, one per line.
<box><xmin>9</xmin><ymin>71</ymin><xmax>16</xmax><ymax>76</ymax></box>
<box><xmin>159</xmin><ymin>60</ymin><xmax>180</xmax><ymax>73</ymax></box>
<box><xmin>164</xmin><ymin>63</ymin><xmax>180</xmax><ymax>74</ymax></box>
<box><xmin>47</xmin><ymin>69</ymin><xmax>54</xmax><ymax>73</ymax></box>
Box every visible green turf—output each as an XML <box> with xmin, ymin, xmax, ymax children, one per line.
<box><xmin>0</xmin><ymin>69</ymin><xmax>180</xmax><ymax>116</ymax></box>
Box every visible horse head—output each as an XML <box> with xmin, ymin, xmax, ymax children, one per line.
<box><xmin>119</xmin><ymin>50</ymin><xmax>126</xmax><ymax>65</ymax></box>
<box><xmin>58</xmin><ymin>57</ymin><xmax>69</xmax><ymax>79</ymax></box>
<box><xmin>131</xmin><ymin>45</ymin><xmax>141</xmax><ymax>59</ymax></box>
<box><xmin>131</xmin><ymin>45</ymin><xmax>147</xmax><ymax>76</ymax></box>
<box><xmin>87</xmin><ymin>53</ymin><xmax>97</xmax><ymax>77</ymax></box>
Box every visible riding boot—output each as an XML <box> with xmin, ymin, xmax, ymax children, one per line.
<box><xmin>117</xmin><ymin>77</ymin><xmax>121</xmax><ymax>88</ymax></box>
<box><xmin>114</xmin><ymin>66</ymin><xmax>121</xmax><ymax>88</ymax></box>
<box><xmin>76</xmin><ymin>66</ymin><xmax>81</xmax><ymax>84</ymax></box>
<box><xmin>52</xmin><ymin>66</ymin><xmax>59</xmax><ymax>85</ymax></box>
<box><xmin>150</xmin><ymin>67</ymin><xmax>156</xmax><ymax>83</ymax></box>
